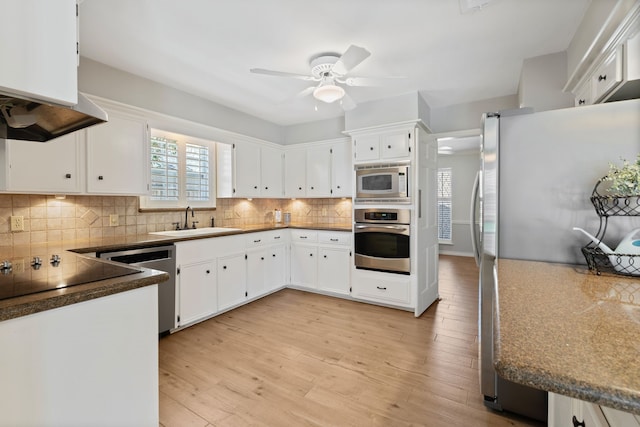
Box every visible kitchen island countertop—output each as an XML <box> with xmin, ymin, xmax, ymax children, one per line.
<box><xmin>495</xmin><ymin>259</ymin><xmax>640</xmax><ymax>415</ymax></box>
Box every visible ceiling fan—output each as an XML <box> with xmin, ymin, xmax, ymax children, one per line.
<box><xmin>250</xmin><ymin>45</ymin><xmax>396</xmax><ymax>111</ymax></box>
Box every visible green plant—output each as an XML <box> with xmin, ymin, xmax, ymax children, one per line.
<box><xmin>604</xmin><ymin>154</ymin><xmax>640</xmax><ymax>196</ymax></box>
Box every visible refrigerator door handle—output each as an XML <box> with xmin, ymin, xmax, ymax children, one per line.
<box><xmin>470</xmin><ymin>170</ymin><xmax>481</xmax><ymax>266</ymax></box>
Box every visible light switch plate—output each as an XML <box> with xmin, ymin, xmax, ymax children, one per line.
<box><xmin>109</xmin><ymin>214</ymin><xmax>119</xmax><ymax>226</ymax></box>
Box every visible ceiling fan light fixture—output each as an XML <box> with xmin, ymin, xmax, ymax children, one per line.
<box><xmin>313</xmin><ymin>84</ymin><xmax>345</xmax><ymax>103</ymax></box>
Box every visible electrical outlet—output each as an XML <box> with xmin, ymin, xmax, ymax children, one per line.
<box><xmin>322</xmin><ymin>208</ymin><xmax>327</xmax><ymax>217</ymax></box>
<box><xmin>109</xmin><ymin>214</ymin><xmax>119</xmax><ymax>227</ymax></box>
<box><xmin>224</xmin><ymin>210</ymin><xmax>233</xmax><ymax>219</ymax></box>
<box><xmin>10</xmin><ymin>215</ymin><xmax>24</xmax><ymax>232</ymax></box>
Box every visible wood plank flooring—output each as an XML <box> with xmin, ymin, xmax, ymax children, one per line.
<box><xmin>159</xmin><ymin>255</ymin><xmax>545</xmax><ymax>426</ymax></box>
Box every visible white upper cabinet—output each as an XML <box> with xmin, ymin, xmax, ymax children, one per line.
<box><xmin>330</xmin><ymin>140</ymin><xmax>352</xmax><ymax>197</ymax></box>
<box><xmin>306</xmin><ymin>146</ymin><xmax>332</xmax><ymax>197</ymax></box>
<box><xmin>260</xmin><ymin>146</ymin><xmax>283</xmax><ymax>198</ymax></box>
<box><xmin>0</xmin><ymin>0</ymin><xmax>78</xmax><ymax>105</ymax></box>
<box><xmin>353</xmin><ymin>128</ymin><xmax>412</xmax><ymax>163</ymax></box>
<box><xmin>218</xmin><ymin>141</ymin><xmax>283</xmax><ymax>198</ymax></box>
<box><xmin>233</xmin><ymin>141</ymin><xmax>261</xmax><ymax>198</ymax></box>
<box><xmin>284</xmin><ymin>149</ymin><xmax>306</xmax><ymax>198</ymax></box>
<box><xmin>86</xmin><ymin>106</ymin><xmax>149</xmax><ymax>195</ymax></box>
<box><xmin>0</xmin><ymin>133</ymin><xmax>83</xmax><ymax>193</ymax></box>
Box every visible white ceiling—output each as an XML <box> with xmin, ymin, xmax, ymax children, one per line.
<box><xmin>78</xmin><ymin>0</ymin><xmax>591</xmax><ymax>127</ymax></box>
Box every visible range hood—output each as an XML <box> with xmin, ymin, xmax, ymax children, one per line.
<box><xmin>0</xmin><ymin>92</ymin><xmax>108</xmax><ymax>142</ymax></box>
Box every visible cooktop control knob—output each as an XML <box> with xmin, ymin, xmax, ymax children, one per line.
<box><xmin>1</xmin><ymin>260</ymin><xmax>12</xmax><ymax>274</ymax></box>
<box><xmin>31</xmin><ymin>257</ymin><xmax>43</xmax><ymax>270</ymax></box>
<box><xmin>50</xmin><ymin>254</ymin><xmax>61</xmax><ymax>266</ymax></box>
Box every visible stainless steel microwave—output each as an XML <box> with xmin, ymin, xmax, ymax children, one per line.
<box><xmin>355</xmin><ymin>164</ymin><xmax>410</xmax><ymax>203</ymax></box>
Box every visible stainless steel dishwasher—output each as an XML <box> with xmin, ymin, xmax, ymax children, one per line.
<box><xmin>97</xmin><ymin>245</ymin><xmax>175</xmax><ymax>336</ymax></box>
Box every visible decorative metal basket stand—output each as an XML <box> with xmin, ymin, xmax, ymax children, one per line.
<box><xmin>580</xmin><ymin>177</ymin><xmax>640</xmax><ymax>276</ymax></box>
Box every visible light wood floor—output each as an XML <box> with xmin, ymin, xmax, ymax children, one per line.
<box><xmin>158</xmin><ymin>255</ymin><xmax>545</xmax><ymax>426</ymax></box>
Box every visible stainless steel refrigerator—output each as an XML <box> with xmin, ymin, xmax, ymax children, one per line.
<box><xmin>471</xmin><ymin>99</ymin><xmax>640</xmax><ymax>421</ymax></box>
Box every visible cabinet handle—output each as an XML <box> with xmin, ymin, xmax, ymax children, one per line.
<box><xmin>223</xmin><ymin>266</ymin><xmax>227</xmax><ymax>270</ymax></box>
<box><xmin>598</xmin><ymin>74</ymin><xmax>607</xmax><ymax>82</ymax></box>
<box><xmin>387</xmin><ymin>145</ymin><xmax>391</xmax><ymax>149</ymax></box>
<box><xmin>376</xmin><ymin>286</ymin><xmax>387</xmax><ymax>290</ymax></box>
<box><xmin>298</xmin><ymin>186</ymin><xmax>302</xmax><ymax>190</ymax></box>
<box><xmin>98</xmin><ymin>175</ymin><xmax>104</xmax><ymax>180</ymax></box>
<box><xmin>310</xmin><ymin>186</ymin><xmax>314</xmax><ymax>190</ymax></box>
<box><xmin>309</xmin><ymin>253</ymin><xmax>313</xmax><ymax>257</ymax></box>
<box><xmin>260</xmin><ymin>257</ymin><xmax>264</xmax><ymax>260</ymax></box>
<box><xmin>206</xmin><ymin>270</ymin><xmax>210</xmax><ymax>274</ymax></box>
<box><xmin>65</xmin><ymin>173</ymin><xmax>72</xmax><ymax>179</ymax></box>
<box><xmin>254</xmin><ymin>185</ymin><xmax>258</xmax><ymax>189</ymax></box>
<box><xmin>265</xmin><ymin>186</ymin><xmax>268</xmax><ymax>190</ymax></box>
<box><xmin>300</xmin><ymin>236</ymin><xmax>307</xmax><ymax>239</ymax></box>
<box><xmin>272</xmin><ymin>253</ymin><xmax>276</xmax><ymax>257</ymax></box>
<box><xmin>370</xmin><ymin>146</ymin><xmax>374</xmax><ymax>151</ymax></box>
<box><xmin>572</xmin><ymin>416</ymin><xmax>585</xmax><ymax>427</ymax></box>
<box><xmin>337</xmin><ymin>185</ymin><xmax>341</xmax><ymax>189</ymax></box>
<box><xmin>254</xmin><ymin>239</ymin><xmax>261</xmax><ymax>243</ymax></box>
<box><xmin>274</xmin><ymin>236</ymin><xmax>281</xmax><ymax>240</ymax></box>
<box><xmin>323</xmin><ymin>255</ymin><xmax>327</xmax><ymax>258</ymax></box>
<box><xmin>330</xmin><ymin>238</ymin><xmax>339</xmax><ymax>242</ymax></box>
<box><xmin>578</xmin><ymin>99</ymin><xmax>586</xmax><ymax>105</ymax></box>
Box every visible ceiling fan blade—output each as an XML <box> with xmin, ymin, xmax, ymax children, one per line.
<box><xmin>343</xmin><ymin>76</ymin><xmax>406</xmax><ymax>87</ymax></box>
<box><xmin>340</xmin><ymin>93</ymin><xmax>357</xmax><ymax>111</ymax></box>
<box><xmin>250</xmin><ymin>68</ymin><xmax>317</xmax><ymax>81</ymax></box>
<box><xmin>331</xmin><ymin>45</ymin><xmax>371</xmax><ymax>76</ymax></box>
<box><xmin>295</xmin><ymin>86</ymin><xmax>316</xmax><ymax>98</ymax></box>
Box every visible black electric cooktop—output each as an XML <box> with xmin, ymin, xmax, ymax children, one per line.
<box><xmin>0</xmin><ymin>251</ymin><xmax>141</xmax><ymax>301</ymax></box>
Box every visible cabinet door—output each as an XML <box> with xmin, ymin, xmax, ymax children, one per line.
<box><xmin>6</xmin><ymin>132</ymin><xmax>82</xmax><ymax>193</ymax></box>
<box><xmin>574</xmin><ymin>80</ymin><xmax>592</xmax><ymax>107</ymax></box>
<box><xmin>317</xmin><ymin>247</ymin><xmax>350</xmax><ymax>295</ymax></box>
<box><xmin>86</xmin><ymin>108</ymin><xmax>149</xmax><ymax>195</ymax></box>
<box><xmin>284</xmin><ymin>149</ymin><xmax>306</xmax><ymax>198</ymax></box>
<box><xmin>246</xmin><ymin>248</ymin><xmax>267</xmax><ymax>298</ymax></box>
<box><xmin>260</xmin><ymin>147</ymin><xmax>283</xmax><ymax>197</ymax></box>
<box><xmin>354</xmin><ymin>135</ymin><xmax>380</xmax><ymax>162</ymax></box>
<box><xmin>233</xmin><ymin>142</ymin><xmax>261</xmax><ymax>197</ymax></box>
<box><xmin>217</xmin><ymin>253</ymin><xmax>247</xmax><ymax>311</ymax></box>
<box><xmin>331</xmin><ymin>141</ymin><xmax>352</xmax><ymax>197</ymax></box>
<box><xmin>306</xmin><ymin>146</ymin><xmax>331</xmax><ymax>197</ymax></box>
<box><xmin>265</xmin><ymin>244</ymin><xmax>285</xmax><ymax>292</ymax></box>
<box><xmin>381</xmin><ymin>130</ymin><xmax>411</xmax><ymax>159</ymax></box>
<box><xmin>0</xmin><ymin>0</ymin><xmax>77</xmax><ymax>105</ymax></box>
<box><xmin>290</xmin><ymin>244</ymin><xmax>317</xmax><ymax>289</ymax></box>
<box><xmin>592</xmin><ymin>46</ymin><xmax>623</xmax><ymax>102</ymax></box>
<box><xmin>177</xmin><ymin>260</ymin><xmax>216</xmax><ymax>327</ymax></box>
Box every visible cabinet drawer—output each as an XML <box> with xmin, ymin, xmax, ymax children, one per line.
<box><xmin>353</xmin><ymin>273</ymin><xmax>411</xmax><ymax>305</ymax></box>
<box><xmin>246</xmin><ymin>230</ymin><xmax>286</xmax><ymax>247</ymax></box>
<box><xmin>290</xmin><ymin>229</ymin><xmax>318</xmax><ymax>243</ymax></box>
<box><xmin>318</xmin><ymin>231</ymin><xmax>352</xmax><ymax>245</ymax></box>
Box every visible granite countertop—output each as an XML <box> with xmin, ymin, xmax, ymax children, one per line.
<box><xmin>494</xmin><ymin>259</ymin><xmax>640</xmax><ymax>415</ymax></box>
<box><xmin>0</xmin><ymin>223</ymin><xmax>350</xmax><ymax>322</ymax></box>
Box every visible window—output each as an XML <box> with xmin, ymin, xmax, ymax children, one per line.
<box><xmin>437</xmin><ymin>168</ymin><xmax>452</xmax><ymax>243</ymax></box>
<box><xmin>140</xmin><ymin>129</ymin><xmax>216</xmax><ymax>209</ymax></box>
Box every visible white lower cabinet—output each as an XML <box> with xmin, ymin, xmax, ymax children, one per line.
<box><xmin>351</xmin><ymin>269</ymin><xmax>411</xmax><ymax>306</ymax></box>
<box><xmin>177</xmin><ymin>260</ymin><xmax>216</xmax><ymax>327</ymax></box>
<box><xmin>217</xmin><ymin>252</ymin><xmax>248</xmax><ymax>311</ymax></box>
<box><xmin>291</xmin><ymin>243</ymin><xmax>318</xmax><ymax>289</ymax></box>
<box><xmin>317</xmin><ymin>231</ymin><xmax>351</xmax><ymax>295</ymax></box>
<box><xmin>549</xmin><ymin>392</ymin><xmax>640</xmax><ymax>427</ymax></box>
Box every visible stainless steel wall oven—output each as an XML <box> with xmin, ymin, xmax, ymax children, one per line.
<box><xmin>354</xmin><ymin>208</ymin><xmax>411</xmax><ymax>274</ymax></box>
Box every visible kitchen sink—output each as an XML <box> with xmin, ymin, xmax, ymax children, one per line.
<box><xmin>149</xmin><ymin>227</ymin><xmax>241</xmax><ymax>237</ymax></box>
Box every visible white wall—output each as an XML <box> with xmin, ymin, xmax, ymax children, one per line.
<box><xmin>429</xmin><ymin>95</ymin><xmax>518</xmax><ymax>133</ymax></box>
<box><xmin>283</xmin><ymin>117</ymin><xmax>345</xmax><ymax>144</ymax></box>
<box><xmin>344</xmin><ymin>92</ymin><xmax>431</xmax><ymax>131</ymax></box>
<box><xmin>79</xmin><ymin>57</ymin><xmax>284</xmax><ymax>143</ymax></box>
<box><xmin>518</xmin><ymin>52</ymin><xmax>575</xmax><ymax>112</ymax></box>
<box><xmin>438</xmin><ymin>151</ymin><xmax>479</xmax><ymax>256</ymax></box>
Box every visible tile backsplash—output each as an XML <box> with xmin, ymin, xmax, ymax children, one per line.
<box><xmin>0</xmin><ymin>194</ymin><xmax>352</xmax><ymax>246</ymax></box>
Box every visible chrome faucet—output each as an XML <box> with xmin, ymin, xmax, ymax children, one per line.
<box><xmin>184</xmin><ymin>206</ymin><xmax>194</xmax><ymax>229</ymax></box>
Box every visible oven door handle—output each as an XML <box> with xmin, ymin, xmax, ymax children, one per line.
<box><xmin>355</xmin><ymin>224</ymin><xmax>409</xmax><ymax>234</ymax></box>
